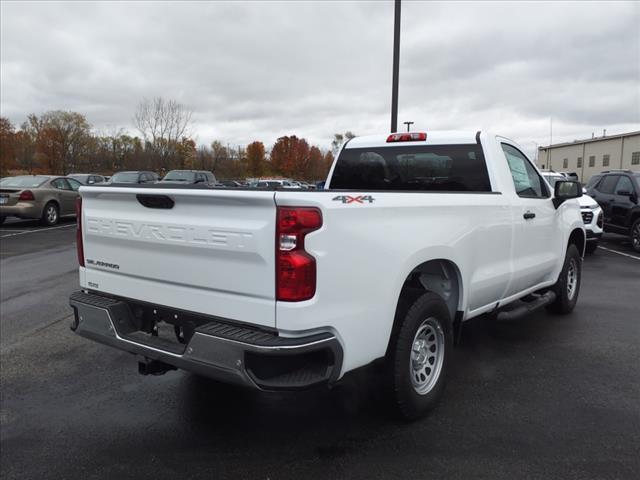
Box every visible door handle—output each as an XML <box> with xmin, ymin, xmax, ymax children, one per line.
<box><xmin>523</xmin><ymin>212</ymin><xmax>536</xmax><ymax>220</ymax></box>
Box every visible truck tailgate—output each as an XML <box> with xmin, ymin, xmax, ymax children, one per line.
<box><xmin>80</xmin><ymin>187</ymin><xmax>277</xmax><ymax>328</ymax></box>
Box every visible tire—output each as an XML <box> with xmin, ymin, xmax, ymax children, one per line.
<box><xmin>546</xmin><ymin>244</ymin><xmax>582</xmax><ymax>314</ymax></box>
<box><xmin>386</xmin><ymin>292</ymin><xmax>452</xmax><ymax>420</ymax></box>
<box><xmin>631</xmin><ymin>218</ymin><xmax>640</xmax><ymax>253</ymax></box>
<box><xmin>585</xmin><ymin>241</ymin><xmax>598</xmax><ymax>254</ymax></box>
<box><xmin>0</xmin><ymin>216</ymin><xmax>5</xmax><ymax>225</ymax></box>
<box><xmin>41</xmin><ymin>202</ymin><xmax>59</xmax><ymax>226</ymax></box>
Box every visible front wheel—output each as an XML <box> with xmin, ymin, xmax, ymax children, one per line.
<box><xmin>386</xmin><ymin>292</ymin><xmax>452</xmax><ymax>420</ymax></box>
<box><xmin>631</xmin><ymin>218</ymin><xmax>640</xmax><ymax>253</ymax></box>
<box><xmin>546</xmin><ymin>244</ymin><xmax>582</xmax><ymax>314</ymax></box>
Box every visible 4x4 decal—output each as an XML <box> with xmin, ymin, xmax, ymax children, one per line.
<box><xmin>332</xmin><ymin>195</ymin><xmax>375</xmax><ymax>204</ymax></box>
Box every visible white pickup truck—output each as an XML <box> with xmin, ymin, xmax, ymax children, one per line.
<box><xmin>70</xmin><ymin>131</ymin><xmax>585</xmax><ymax>419</ymax></box>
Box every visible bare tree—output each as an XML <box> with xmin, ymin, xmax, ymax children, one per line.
<box><xmin>133</xmin><ymin>97</ymin><xmax>193</xmax><ymax>169</ymax></box>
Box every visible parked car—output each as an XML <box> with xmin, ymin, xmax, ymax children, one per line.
<box><xmin>0</xmin><ymin>175</ymin><xmax>81</xmax><ymax>225</ymax></box>
<box><xmin>217</xmin><ymin>180</ymin><xmax>243</xmax><ymax>188</ymax></box>
<box><xmin>542</xmin><ymin>171</ymin><xmax>603</xmax><ymax>253</ymax></box>
<box><xmin>70</xmin><ymin>130</ymin><xmax>585</xmax><ymax>419</ymax></box>
<box><xmin>561</xmin><ymin>172</ymin><xmax>580</xmax><ymax>182</ymax></box>
<box><xmin>68</xmin><ymin>173</ymin><xmax>106</xmax><ymax>185</ymax></box>
<box><xmin>159</xmin><ymin>170</ymin><xmax>216</xmax><ymax>185</ymax></box>
<box><xmin>586</xmin><ymin>170</ymin><xmax>640</xmax><ymax>252</ymax></box>
<box><xmin>255</xmin><ymin>179</ymin><xmax>302</xmax><ymax>189</ymax></box>
<box><xmin>110</xmin><ymin>171</ymin><xmax>159</xmax><ymax>185</ymax></box>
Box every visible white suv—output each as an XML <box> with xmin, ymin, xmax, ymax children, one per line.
<box><xmin>542</xmin><ymin>172</ymin><xmax>603</xmax><ymax>253</ymax></box>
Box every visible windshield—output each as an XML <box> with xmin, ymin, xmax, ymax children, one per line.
<box><xmin>162</xmin><ymin>171</ymin><xmax>195</xmax><ymax>182</ymax></box>
<box><xmin>0</xmin><ymin>176</ymin><xmax>49</xmax><ymax>188</ymax></box>
<box><xmin>111</xmin><ymin>172</ymin><xmax>141</xmax><ymax>183</ymax></box>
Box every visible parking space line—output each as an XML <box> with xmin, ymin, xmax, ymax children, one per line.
<box><xmin>0</xmin><ymin>224</ymin><xmax>76</xmax><ymax>238</ymax></box>
<box><xmin>598</xmin><ymin>246</ymin><xmax>640</xmax><ymax>261</ymax></box>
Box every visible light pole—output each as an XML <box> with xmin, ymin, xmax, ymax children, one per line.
<box><xmin>390</xmin><ymin>0</ymin><xmax>401</xmax><ymax>132</ymax></box>
<box><xmin>404</xmin><ymin>121</ymin><xmax>413</xmax><ymax>132</ymax></box>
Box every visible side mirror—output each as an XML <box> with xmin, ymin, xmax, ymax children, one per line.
<box><xmin>553</xmin><ymin>180</ymin><xmax>582</xmax><ymax>208</ymax></box>
<box><xmin>87</xmin><ymin>180</ymin><xmax>95</xmax><ymax>185</ymax></box>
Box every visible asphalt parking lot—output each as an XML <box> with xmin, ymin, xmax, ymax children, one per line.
<box><xmin>1</xmin><ymin>219</ymin><xmax>639</xmax><ymax>480</ymax></box>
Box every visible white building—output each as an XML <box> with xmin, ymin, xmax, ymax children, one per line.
<box><xmin>536</xmin><ymin>130</ymin><xmax>640</xmax><ymax>182</ymax></box>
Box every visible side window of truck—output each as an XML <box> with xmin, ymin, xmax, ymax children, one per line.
<box><xmin>502</xmin><ymin>143</ymin><xmax>548</xmax><ymax>198</ymax></box>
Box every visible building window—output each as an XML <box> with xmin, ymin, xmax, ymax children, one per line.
<box><xmin>563</xmin><ymin>158</ymin><xmax>568</xmax><ymax>169</ymax></box>
<box><xmin>577</xmin><ymin>157</ymin><xmax>583</xmax><ymax>168</ymax></box>
<box><xmin>589</xmin><ymin>156</ymin><xmax>595</xmax><ymax>167</ymax></box>
<box><xmin>603</xmin><ymin>154</ymin><xmax>610</xmax><ymax>167</ymax></box>
<box><xmin>632</xmin><ymin>152</ymin><xmax>640</xmax><ymax>165</ymax></box>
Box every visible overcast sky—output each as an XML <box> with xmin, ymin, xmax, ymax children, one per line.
<box><xmin>2</xmin><ymin>1</ymin><xmax>639</xmax><ymax>158</ymax></box>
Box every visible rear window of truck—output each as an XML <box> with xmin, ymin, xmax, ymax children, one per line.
<box><xmin>330</xmin><ymin>144</ymin><xmax>491</xmax><ymax>192</ymax></box>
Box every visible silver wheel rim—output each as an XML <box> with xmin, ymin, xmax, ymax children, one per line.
<box><xmin>410</xmin><ymin>317</ymin><xmax>445</xmax><ymax>395</ymax></box>
<box><xmin>46</xmin><ymin>205</ymin><xmax>57</xmax><ymax>224</ymax></box>
<box><xmin>566</xmin><ymin>258</ymin><xmax>578</xmax><ymax>300</ymax></box>
<box><xmin>633</xmin><ymin>223</ymin><xmax>640</xmax><ymax>249</ymax></box>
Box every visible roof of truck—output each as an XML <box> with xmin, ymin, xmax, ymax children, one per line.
<box><xmin>344</xmin><ymin>130</ymin><xmax>481</xmax><ymax>149</ymax></box>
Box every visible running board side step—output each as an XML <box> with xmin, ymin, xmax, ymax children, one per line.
<box><xmin>496</xmin><ymin>291</ymin><xmax>557</xmax><ymax>322</ymax></box>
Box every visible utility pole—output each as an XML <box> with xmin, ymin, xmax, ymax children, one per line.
<box><xmin>390</xmin><ymin>0</ymin><xmax>401</xmax><ymax>133</ymax></box>
<box><xmin>547</xmin><ymin>117</ymin><xmax>552</xmax><ymax>169</ymax></box>
<box><xmin>403</xmin><ymin>121</ymin><xmax>413</xmax><ymax>132</ymax></box>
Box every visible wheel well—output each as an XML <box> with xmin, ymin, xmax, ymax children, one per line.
<box><xmin>387</xmin><ymin>260</ymin><xmax>462</xmax><ymax>355</ymax></box>
<box><xmin>568</xmin><ymin>228</ymin><xmax>585</xmax><ymax>257</ymax></box>
<box><xmin>44</xmin><ymin>199</ymin><xmax>59</xmax><ymax>209</ymax></box>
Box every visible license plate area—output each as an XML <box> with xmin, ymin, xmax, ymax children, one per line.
<box><xmin>0</xmin><ymin>196</ymin><xmax>8</xmax><ymax>205</ymax></box>
<box><xmin>115</xmin><ymin>299</ymin><xmax>213</xmax><ymax>355</ymax></box>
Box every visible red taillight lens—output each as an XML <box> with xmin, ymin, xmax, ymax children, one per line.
<box><xmin>276</xmin><ymin>207</ymin><xmax>322</xmax><ymax>301</ymax></box>
<box><xmin>76</xmin><ymin>197</ymin><xmax>84</xmax><ymax>266</ymax></box>
<box><xmin>18</xmin><ymin>190</ymin><xmax>35</xmax><ymax>201</ymax></box>
<box><xmin>386</xmin><ymin>132</ymin><xmax>427</xmax><ymax>142</ymax></box>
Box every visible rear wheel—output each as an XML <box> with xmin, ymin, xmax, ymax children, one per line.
<box><xmin>0</xmin><ymin>216</ymin><xmax>5</xmax><ymax>225</ymax></box>
<box><xmin>386</xmin><ymin>292</ymin><xmax>452</xmax><ymax>420</ymax></box>
<box><xmin>41</xmin><ymin>202</ymin><xmax>59</xmax><ymax>226</ymax></box>
<box><xmin>631</xmin><ymin>218</ymin><xmax>640</xmax><ymax>253</ymax></box>
<box><xmin>585</xmin><ymin>241</ymin><xmax>598</xmax><ymax>254</ymax></box>
<box><xmin>546</xmin><ymin>244</ymin><xmax>582</xmax><ymax>314</ymax></box>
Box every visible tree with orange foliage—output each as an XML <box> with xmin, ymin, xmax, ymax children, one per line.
<box><xmin>246</xmin><ymin>141</ymin><xmax>265</xmax><ymax>178</ymax></box>
<box><xmin>25</xmin><ymin>111</ymin><xmax>92</xmax><ymax>174</ymax></box>
<box><xmin>270</xmin><ymin>135</ymin><xmax>311</xmax><ymax>179</ymax></box>
<box><xmin>0</xmin><ymin>117</ymin><xmax>17</xmax><ymax>175</ymax></box>
<box><xmin>176</xmin><ymin>137</ymin><xmax>197</xmax><ymax>169</ymax></box>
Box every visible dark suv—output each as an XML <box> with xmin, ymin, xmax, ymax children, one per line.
<box><xmin>586</xmin><ymin>170</ymin><xmax>640</xmax><ymax>252</ymax></box>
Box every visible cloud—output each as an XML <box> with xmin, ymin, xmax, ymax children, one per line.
<box><xmin>1</xmin><ymin>0</ymin><xmax>639</xmax><ymax>158</ymax></box>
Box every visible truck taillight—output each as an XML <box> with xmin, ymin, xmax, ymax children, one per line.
<box><xmin>19</xmin><ymin>190</ymin><xmax>35</xmax><ymax>201</ymax></box>
<box><xmin>276</xmin><ymin>207</ymin><xmax>322</xmax><ymax>302</ymax></box>
<box><xmin>76</xmin><ymin>197</ymin><xmax>84</xmax><ymax>266</ymax></box>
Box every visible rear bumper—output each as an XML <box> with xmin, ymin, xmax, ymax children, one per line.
<box><xmin>69</xmin><ymin>291</ymin><xmax>342</xmax><ymax>390</ymax></box>
<box><xmin>0</xmin><ymin>203</ymin><xmax>41</xmax><ymax>218</ymax></box>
